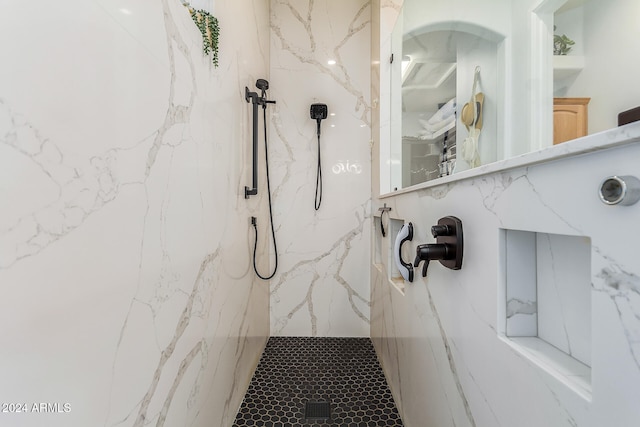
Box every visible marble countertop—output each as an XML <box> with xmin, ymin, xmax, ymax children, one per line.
<box><xmin>380</xmin><ymin>121</ymin><xmax>640</xmax><ymax>199</ymax></box>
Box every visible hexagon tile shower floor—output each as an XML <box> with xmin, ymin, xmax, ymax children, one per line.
<box><xmin>233</xmin><ymin>337</ymin><xmax>404</xmax><ymax>426</ymax></box>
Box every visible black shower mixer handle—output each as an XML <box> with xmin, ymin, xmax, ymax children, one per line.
<box><xmin>413</xmin><ymin>216</ymin><xmax>463</xmax><ymax>277</ymax></box>
<box><xmin>414</xmin><ymin>244</ymin><xmax>451</xmax><ymax>277</ymax></box>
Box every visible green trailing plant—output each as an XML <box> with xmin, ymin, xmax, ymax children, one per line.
<box><xmin>553</xmin><ymin>25</ymin><xmax>575</xmax><ymax>56</ymax></box>
<box><xmin>185</xmin><ymin>3</ymin><xmax>220</xmax><ymax>67</ymax></box>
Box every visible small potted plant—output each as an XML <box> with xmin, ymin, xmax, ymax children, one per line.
<box><xmin>553</xmin><ymin>25</ymin><xmax>575</xmax><ymax>55</ymax></box>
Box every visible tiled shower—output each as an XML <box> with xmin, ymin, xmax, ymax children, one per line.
<box><xmin>267</xmin><ymin>0</ymin><xmax>372</xmax><ymax>338</ymax></box>
<box><xmin>0</xmin><ymin>0</ymin><xmax>373</xmax><ymax>425</ymax></box>
<box><xmin>3</xmin><ymin>0</ymin><xmax>640</xmax><ymax>426</ymax></box>
<box><xmin>0</xmin><ymin>1</ymin><xmax>272</xmax><ymax>426</ymax></box>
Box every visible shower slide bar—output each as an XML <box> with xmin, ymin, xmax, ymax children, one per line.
<box><xmin>244</xmin><ymin>80</ymin><xmax>275</xmax><ymax>198</ymax></box>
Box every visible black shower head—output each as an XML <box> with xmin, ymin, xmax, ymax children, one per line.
<box><xmin>310</xmin><ymin>103</ymin><xmax>328</xmax><ymax>121</ymax></box>
<box><xmin>310</xmin><ymin>103</ymin><xmax>328</xmax><ymax>136</ymax></box>
<box><xmin>256</xmin><ymin>79</ymin><xmax>269</xmax><ymax>92</ymax></box>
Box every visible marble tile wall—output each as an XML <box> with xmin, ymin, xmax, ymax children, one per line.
<box><xmin>536</xmin><ymin>232</ymin><xmax>592</xmax><ymax>367</ymax></box>
<box><xmin>267</xmin><ymin>0</ymin><xmax>372</xmax><ymax>337</ymax></box>
<box><xmin>0</xmin><ymin>1</ymin><xmax>270</xmax><ymax>426</ymax></box>
<box><xmin>372</xmin><ymin>2</ymin><xmax>640</xmax><ymax>426</ymax></box>
<box><xmin>371</xmin><ymin>125</ymin><xmax>640</xmax><ymax>427</ymax></box>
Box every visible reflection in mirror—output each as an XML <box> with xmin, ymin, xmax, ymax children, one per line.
<box><xmin>390</xmin><ymin>14</ymin><xmax>502</xmax><ymax>192</ymax></box>
<box><xmin>383</xmin><ymin>0</ymin><xmax>640</xmax><ymax>195</ymax></box>
<box><xmin>401</xmin><ymin>31</ymin><xmax>457</xmax><ymax>187</ymax></box>
<box><xmin>552</xmin><ymin>0</ymin><xmax>639</xmax><ymax>144</ymax></box>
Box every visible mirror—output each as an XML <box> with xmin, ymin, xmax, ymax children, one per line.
<box><xmin>399</xmin><ymin>31</ymin><xmax>457</xmax><ymax>188</ymax></box>
<box><xmin>389</xmin><ymin>1</ymin><xmax>504</xmax><ymax>192</ymax></box>
<box><xmin>552</xmin><ymin>0</ymin><xmax>640</xmax><ymax>143</ymax></box>
<box><xmin>385</xmin><ymin>0</ymin><xmax>640</xmax><ymax>194</ymax></box>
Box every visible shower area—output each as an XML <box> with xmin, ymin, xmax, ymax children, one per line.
<box><xmin>5</xmin><ymin>0</ymin><xmax>640</xmax><ymax>425</ymax></box>
<box><xmin>233</xmin><ymin>0</ymin><xmax>387</xmax><ymax>422</ymax></box>
<box><xmin>0</xmin><ymin>0</ymin><xmax>379</xmax><ymax>426</ymax></box>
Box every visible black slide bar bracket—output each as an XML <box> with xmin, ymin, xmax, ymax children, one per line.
<box><xmin>244</xmin><ymin>85</ymin><xmax>275</xmax><ymax>199</ymax></box>
<box><xmin>245</xmin><ymin>86</ymin><xmax>259</xmax><ymax>198</ymax></box>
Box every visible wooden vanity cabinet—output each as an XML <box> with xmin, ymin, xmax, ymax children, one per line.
<box><xmin>553</xmin><ymin>97</ymin><xmax>590</xmax><ymax>145</ymax></box>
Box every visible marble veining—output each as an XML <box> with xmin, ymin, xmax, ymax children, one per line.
<box><xmin>541</xmin><ymin>235</ymin><xmax>570</xmax><ymax>352</ymax></box>
<box><xmin>372</xmin><ymin>3</ymin><xmax>640</xmax><ymax>420</ymax></box>
<box><xmin>0</xmin><ymin>99</ymin><xmax>124</xmax><ymax>269</ymax></box>
<box><xmin>471</xmin><ymin>173</ymin><xmax>524</xmax><ymax>226</ymax></box>
<box><xmin>130</xmin><ymin>251</ymin><xmax>217</xmax><ymax>427</ymax></box>
<box><xmin>0</xmin><ymin>1</ymin><xmax>270</xmax><ymax>426</ymax></box>
<box><xmin>1</xmin><ymin>0</ymin><xmax>197</xmax><ymax>271</ymax></box>
<box><xmin>416</xmin><ymin>182</ymin><xmax>453</xmax><ymax>200</ymax></box>
<box><xmin>268</xmin><ymin>0</ymin><xmax>372</xmax><ymax>337</ymax></box>
<box><xmin>270</xmin><ymin>203</ymin><xmax>370</xmax><ymax>336</ymax></box>
<box><xmin>381</xmin><ymin>0</ymin><xmax>402</xmax><ymax>12</ymax></box>
<box><xmin>535</xmin><ymin>233</ymin><xmax>593</xmax><ymax>365</ymax></box>
<box><xmin>596</xmin><ymin>262</ymin><xmax>640</xmax><ymax>371</ymax></box>
<box><xmin>271</xmin><ymin>0</ymin><xmax>372</xmax><ymax>126</ymax></box>
<box><xmin>506</xmin><ymin>298</ymin><xmax>537</xmax><ymax>319</ymax></box>
<box><xmin>372</xmin><ymin>136</ymin><xmax>640</xmax><ymax>426</ymax></box>
<box><xmin>372</xmin><ymin>0</ymin><xmax>640</xmax><ymax>424</ymax></box>
<box><xmin>426</xmin><ymin>286</ymin><xmax>477</xmax><ymax>427</ymax></box>
<box><xmin>381</xmin><ymin>122</ymin><xmax>640</xmax><ymax>198</ymax></box>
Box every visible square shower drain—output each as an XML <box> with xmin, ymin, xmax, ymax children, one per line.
<box><xmin>304</xmin><ymin>401</ymin><xmax>331</xmax><ymax>420</ymax></box>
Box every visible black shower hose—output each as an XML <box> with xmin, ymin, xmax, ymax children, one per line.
<box><xmin>314</xmin><ymin>127</ymin><xmax>322</xmax><ymax>210</ymax></box>
<box><xmin>252</xmin><ymin>105</ymin><xmax>278</xmax><ymax>280</ymax></box>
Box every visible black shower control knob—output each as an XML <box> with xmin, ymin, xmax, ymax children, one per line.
<box><xmin>431</xmin><ymin>224</ymin><xmax>452</xmax><ymax>237</ymax></box>
<box><xmin>414</xmin><ymin>244</ymin><xmax>450</xmax><ymax>265</ymax></box>
<box><xmin>414</xmin><ymin>243</ymin><xmax>451</xmax><ymax>277</ymax></box>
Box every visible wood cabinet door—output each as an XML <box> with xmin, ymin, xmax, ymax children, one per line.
<box><xmin>553</xmin><ymin>98</ymin><xmax>590</xmax><ymax>145</ymax></box>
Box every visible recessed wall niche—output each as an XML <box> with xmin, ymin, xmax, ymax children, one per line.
<box><xmin>499</xmin><ymin>229</ymin><xmax>592</xmax><ymax>399</ymax></box>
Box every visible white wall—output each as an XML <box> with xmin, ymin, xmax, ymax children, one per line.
<box><xmin>563</xmin><ymin>0</ymin><xmax>640</xmax><ymax>133</ymax></box>
<box><xmin>0</xmin><ymin>1</ymin><xmax>270</xmax><ymax>426</ymax></box>
<box><xmin>402</xmin><ymin>0</ymin><xmax>510</xmax><ymax>37</ymax></box>
<box><xmin>267</xmin><ymin>0</ymin><xmax>372</xmax><ymax>337</ymax></box>
<box><xmin>554</xmin><ymin>5</ymin><xmax>584</xmax><ymax>56</ymax></box>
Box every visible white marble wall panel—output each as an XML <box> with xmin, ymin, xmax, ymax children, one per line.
<box><xmin>268</xmin><ymin>0</ymin><xmax>372</xmax><ymax>337</ymax></box>
<box><xmin>504</xmin><ymin>229</ymin><xmax>538</xmax><ymax>337</ymax></box>
<box><xmin>371</xmin><ymin>125</ymin><xmax>640</xmax><ymax>426</ymax></box>
<box><xmin>371</xmin><ymin>1</ymin><xmax>640</xmax><ymax>425</ymax></box>
<box><xmin>0</xmin><ymin>1</ymin><xmax>270</xmax><ymax>426</ymax></box>
<box><xmin>537</xmin><ymin>232</ymin><xmax>592</xmax><ymax>367</ymax></box>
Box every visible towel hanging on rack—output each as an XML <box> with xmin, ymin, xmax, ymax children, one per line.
<box><xmin>460</xmin><ymin>66</ymin><xmax>483</xmax><ymax>168</ymax></box>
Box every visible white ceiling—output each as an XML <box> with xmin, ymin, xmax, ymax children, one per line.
<box><xmin>401</xmin><ymin>30</ymin><xmax>459</xmax><ymax>113</ymax></box>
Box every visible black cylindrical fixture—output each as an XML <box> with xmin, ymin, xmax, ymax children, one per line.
<box><xmin>250</xmin><ymin>100</ymin><xmax>259</xmax><ymax>192</ymax></box>
<box><xmin>431</xmin><ymin>224</ymin><xmax>451</xmax><ymax>237</ymax></box>
<box><xmin>245</xmin><ymin>87</ymin><xmax>259</xmax><ymax>198</ymax></box>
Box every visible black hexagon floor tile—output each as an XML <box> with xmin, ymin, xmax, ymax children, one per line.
<box><xmin>232</xmin><ymin>337</ymin><xmax>404</xmax><ymax>426</ymax></box>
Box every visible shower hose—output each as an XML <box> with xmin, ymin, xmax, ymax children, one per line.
<box><xmin>314</xmin><ymin>127</ymin><xmax>323</xmax><ymax>210</ymax></box>
<box><xmin>252</xmin><ymin>104</ymin><xmax>278</xmax><ymax>280</ymax></box>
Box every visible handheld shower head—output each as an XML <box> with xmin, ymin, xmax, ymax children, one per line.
<box><xmin>310</xmin><ymin>103</ymin><xmax>328</xmax><ymax>136</ymax></box>
<box><xmin>256</xmin><ymin>79</ymin><xmax>269</xmax><ymax>96</ymax></box>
